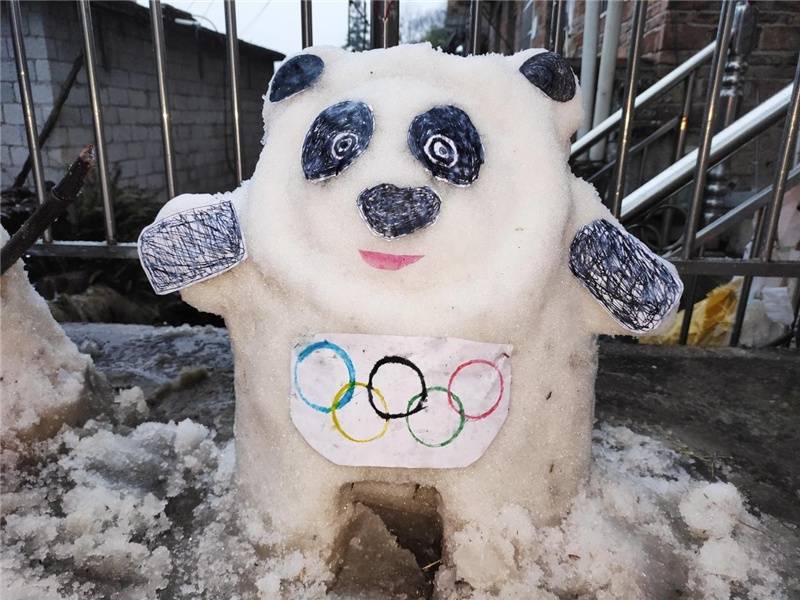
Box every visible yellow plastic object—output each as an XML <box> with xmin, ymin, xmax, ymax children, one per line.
<box><xmin>643</xmin><ymin>279</ymin><xmax>741</xmax><ymax>346</ymax></box>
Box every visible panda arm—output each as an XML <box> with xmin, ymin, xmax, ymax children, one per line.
<box><xmin>138</xmin><ymin>185</ymin><xmax>250</xmax><ymax>318</ymax></box>
<box><xmin>565</xmin><ymin>176</ymin><xmax>684</xmax><ymax>337</ymax></box>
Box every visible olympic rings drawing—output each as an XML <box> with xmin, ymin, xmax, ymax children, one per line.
<box><xmin>447</xmin><ymin>359</ymin><xmax>504</xmax><ymax>420</ymax></box>
<box><xmin>406</xmin><ymin>386</ymin><xmax>466</xmax><ymax>448</ymax></box>
<box><xmin>293</xmin><ymin>341</ymin><xmax>506</xmax><ymax>447</ymax></box>
<box><xmin>294</xmin><ymin>340</ymin><xmax>356</xmax><ymax>413</ymax></box>
<box><xmin>331</xmin><ymin>382</ymin><xmax>389</xmax><ymax>443</ymax></box>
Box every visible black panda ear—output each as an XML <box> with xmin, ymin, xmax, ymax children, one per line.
<box><xmin>519</xmin><ymin>51</ymin><xmax>576</xmax><ymax>102</ymax></box>
<box><xmin>269</xmin><ymin>54</ymin><xmax>324</xmax><ymax>103</ymax></box>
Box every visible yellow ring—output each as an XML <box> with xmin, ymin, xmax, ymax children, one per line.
<box><xmin>330</xmin><ymin>382</ymin><xmax>389</xmax><ymax>443</ymax></box>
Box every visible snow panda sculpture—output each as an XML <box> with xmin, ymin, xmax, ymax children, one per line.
<box><xmin>138</xmin><ymin>44</ymin><xmax>682</xmax><ymax>587</ymax></box>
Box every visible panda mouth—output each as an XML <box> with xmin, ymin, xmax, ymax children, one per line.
<box><xmin>358</xmin><ymin>250</ymin><xmax>424</xmax><ymax>271</ymax></box>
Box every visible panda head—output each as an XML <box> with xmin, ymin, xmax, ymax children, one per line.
<box><xmin>239</xmin><ymin>45</ymin><xmax>584</xmax><ymax>316</ymax></box>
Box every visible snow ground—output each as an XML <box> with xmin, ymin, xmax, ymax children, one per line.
<box><xmin>1</xmin><ymin>324</ymin><xmax>797</xmax><ymax>599</ymax></box>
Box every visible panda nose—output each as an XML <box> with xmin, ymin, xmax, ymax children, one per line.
<box><xmin>357</xmin><ymin>184</ymin><xmax>441</xmax><ymax>239</ymax></box>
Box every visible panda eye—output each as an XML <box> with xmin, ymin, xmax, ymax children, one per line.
<box><xmin>302</xmin><ymin>101</ymin><xmax>373</xmax><ymax>181</ymax></box>
<box><xmin>408</xmin><ymin>105</ymin><xmax>483</xmax><ymax>186</ymax></box>
<box><xmin>424</xmin><ymin>135</ymin><xmax>458</xmax><ymax>168</ymax></box>
<box><xmin>331</xmin><ymin>132</ymin><xmax>358</xmax><ymax>160</ymax></box>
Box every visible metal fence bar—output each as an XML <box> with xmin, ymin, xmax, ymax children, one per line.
<box><xmin>26</xmin><ymin>241</ymin><xmax>139</xmax><ymax>259</ymax></box>
<box><xmin>224</xmin><ymin>0</ymin><xmax>244</xmax><ymax>185</ymax></box>
<box><xmin>620</xmin><ymin>83</ymin><xmax>792</xmax><ymax>222</ymax></box>
<box><xmin>729</xmin><ymin>56</ymin><xmax>800</xmax><ymax>346</ymax></box>
<box><xmin>548</xmin><ymin>0</ymin><xmax>565</xmax><ymax>55</ymax></box>
<box><xmin>678</xmin><ymin>0</ymin><xmax>736</xmax><ymax>345</ymax></box>
<box><xmin>149</xmin><ymin>0</ymin><xmax>176</xmax><ymax>199</ymax></box>
<box><xmin>9</xmin><ymin>0</ymin><xmax>51</xmax><ymax>243</ymax></box>
<box><xmin>77</xmin><ymin>0</ymin><xmax>116</xmax><ymax>244</ymax></box>
<box><xmin>468</xmin><ymin>0</ymin><xmax>481</xmax><ymax>55</ymax></box>
<box><xmin>370</xmin><ymin>0</ymin><xmax>399</xmax><ymax>49</ymax></box>
<box><xmin>760</xmin><ymin>55</ymin><xmax>800</xmax><ymax>261</ymax></box>
<box><xmin>688</xmin><ymin>164</ymin><xmax>800</xmax><ymax>249</ymax></box>
<box><xmin>674</xmin><ymin>71</ymin><xmax>695</xmax><ymax>161</ymax></box>
<box><xmin>572</xmin><ymin>42</ymin><xmax>716</xmax><ymax>159</ymax></box>
<box><xmin>301</xmin><ymin>0</ymin><xmax>313</xmax><ymax>48</ymax></box>
<box><xmin>609</xmin><ymin>0</ymin><xmax>647</xmax><ymax>217</ymax></box>
<box><xmin>671</xmin><ymin>259</ymin><xmax>800</xmax><ymax>278</ymax></box>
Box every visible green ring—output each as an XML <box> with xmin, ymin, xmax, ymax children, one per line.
<box><xmin>405</xmin><ymin>385</ymin><xmax>466</xmax><ymax>448</ymax></box>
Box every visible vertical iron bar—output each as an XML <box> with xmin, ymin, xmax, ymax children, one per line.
<box><xmin>77</xmin><ymin>0</ymin><xmax>115</xmax><ymax>244</ymax></box>
<box><xmin>224</xmin><ymin>0</ymin><xmax>243</xmax><ymax>185</ymax></box>
<box><xmin>674</xmin><ymin>71</ymin><xmax>695</xmax><ymax>161</ymax></box>
<box><xmin>9</xmin><ymin>0</ymin><xmax>51</xmax><ymax>243</ymax></box>
<box><xmin>609</xmin><ymin>0</ymin><xmax>647</xmax><ymax>218</ymax></box>
<box><xmin>678</xmin><ymin>0</ymin><xmax>736</xmax><ymax>345</ymax></box>
<box><xmin>661</xmin><ymin>72</ymin><xmax>697</xmax><ymax>251</ymax></box>
<box><xmin>578</xmin><ymin>0</ymin><xmax>601</xmax><ymax>139</ymax></box>
<box><xmin>548</xmin><ymin>0</ymin><xmax>565</xmax><ymax>55</ymax></box>
<box><xmin>589</xmin><ymin>0</ymin><xmax>623</xmax><ymax>161</ymax></box>
<box><xmin>760</xmin><ymin>54</ymin><xmax>800</xmax><ymax>261</ymax></box>
<box><xmin>468</xmin><ymin>0</ymin><xmax>481</xmax><ymax>55</ymax></box>
<box><xmin>729</xmin><ymin>206</ymin><xmax>767</xmax><ymax>346</ymax></box>
<box><xmin>370</xmin><ymin>1</ymin><xmax>399</xmax><ymax>49</ymax></box>
<box><xmin>301</xmin><ymin>0</ymin><xmax>313</xmax><ymax>48</ymax></box>
<box><xmin>150</xmin><ymin>0</ymin><xmax>176</xmax><ymax>199</ymax></box>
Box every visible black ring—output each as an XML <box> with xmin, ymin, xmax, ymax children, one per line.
<box><xmin>367</xmin><ymin>356</ymin><xmax>427</xmax><ymax>420</ymax></box>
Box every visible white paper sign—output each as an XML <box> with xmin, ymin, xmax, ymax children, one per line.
<box><xmin>290</xmin><ymin>333</ymin><xmax>512</xmax><ymax>469</ymax></box>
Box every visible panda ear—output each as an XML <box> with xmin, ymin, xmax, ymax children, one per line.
<box><xmin>269</xmin><ymin>54</ymin><xmax>325</xmax><ymax>103</ymax></box>
<box><xmin>519</xmin><ymin>51</ymin><xmax>576</xmax><ymax>102</ymax></box>
<box><xmin>516</xmin><ymin>50</ymin><xmax>582</xmax><ymax>140</ymax></box>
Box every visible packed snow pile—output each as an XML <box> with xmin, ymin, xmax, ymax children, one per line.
<box><xmin>0</xmin><ymin>227</ymin><xmax>97</xmax><ymax>445</ymax></box>
<box><xmin>1</xmin><ymin>411</ymin><xmax>792</xmax><ymax>599</ymax></box>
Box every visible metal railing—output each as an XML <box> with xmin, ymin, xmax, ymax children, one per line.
<box><xmin>7</xmin><ymin>0</ymin><xmax>800</xmax><ymax>346</ymax></box>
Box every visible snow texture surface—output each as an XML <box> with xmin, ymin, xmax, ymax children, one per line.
<box><xmin>1</xmin><ymin>413</ymin><xmax>792</xmax><ymax>599</ymax></box>
<box><xmin>0</xmin><ymin>227</ymin><xmax>92</xmax><ymax>443</ymax></box>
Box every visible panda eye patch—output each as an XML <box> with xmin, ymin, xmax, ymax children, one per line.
<box><xmin>302</xmin><ymin>101</ymin><xmax>373</xmax><ymax>181</ymax></box>
<box><xmin>408</xmin><ymin>106</ymin><xmax>483</xmax><ymax>186</ymax></box>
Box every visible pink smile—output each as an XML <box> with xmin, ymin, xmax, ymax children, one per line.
<box><xmin>359</xmin><ymin>249</ymin><xmax>424</xmax><ymax>271</ymax></box>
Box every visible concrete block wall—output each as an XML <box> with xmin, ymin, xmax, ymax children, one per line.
<box><xmin>1</xmin><ymin>1</ymin><xmax>279</xmax><ymax>213</ymax></box>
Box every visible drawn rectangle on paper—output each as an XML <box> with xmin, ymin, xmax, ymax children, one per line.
<box><xmin>290</xmin><ymin>333</ymin><xmax>512</xmax><ymax>469</ymax></box>
<box><xmin>138</xmin><ymin>200</ymin><xmax>246</xmax><ymax>295</ymax></box>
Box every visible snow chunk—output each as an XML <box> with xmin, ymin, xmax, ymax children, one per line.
<box><xmin>1</xmin><ymin>227</ymin><xmax>93</xmax><ymax>444</ymax></box>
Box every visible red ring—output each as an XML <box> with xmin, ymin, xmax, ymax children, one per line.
<box><xmin>447</xmin><ymin>359</ymin><xmax>504</xmax><ymax>421</ymax></box>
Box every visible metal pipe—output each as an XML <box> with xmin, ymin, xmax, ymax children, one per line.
<box><xmin>577</xmin><ymin>0</ymin><xmax>601</xmax><ymax>138</ymax></box>
<box><xmin>687</xmin><ymin>164</ymin><xmax>800</xmax><ymax>250</ymax></box>
<box><xmin>760</xmin><ymin>55</ymin><xmax>800</xmax><ymax>261</ymax></box>
<box><xmin>620</xmin><ymin>83</ymin><xmax>793</xmax><ymax>222</ymax></box>
<box><xmin>77</xmin><ymin>0</ymin><xmax>116</xmax><ymax>244</ymax></box>
<box><xmin>301</xmin><ymin>0</ymin><xmax>313</xmax><ymax>48</ymax></box>
<box><xmin>682</xmin><ymin>0</ymin><xmax>736</xmax><ymax>260</ymax></box>
<box><xmin>674</xmin><ymin>71</ymin><xmax>695</xmax><ymax>161</ymax></box>
<box><xmin>728</xmin><ymin>207</ymin><xmax>766</xmax><ymax>346</ymax></box>
<box><xmin>573</xmin><ymin>41</ymin><xmax>716</xmax><ymax>159</ymax></box>
<box><xmin>224</xmin><ymin>0</ymin><xmax>243</xmax><ymax>185</ymax></box>
<box><xmin>609</xmin><ymin>0</ymin><xmax>647</xmax><ymax>217</ymax></box>
<box><xmin>548</xmin><ymin>0</ymin><xmax>565</xmax><ymax>55</ymax></box>
<box><xmin>588</xmin><ymin>0</ymin><xmax>623</xmax><ymax>161</ymax></box>
<box><xmin>10</xmin><ymin>0</ymin><xmax>51</xmax><ymax>243</ymax></box>
<box><xmin>703</xmin><ymin>1</ymin><xmax>757</xmax><ymax>228</ymax></box>
<box><xmin>678</xmin><ymin>1</ymin><xmax>736</xmax><ymax>345</ymax></box>
<box><xmin>149</xmin><ymin>0</ymin><xmax>176</xmax><ymax>199</ymax></box>
<box><xmin>468</xmin><ymin>0</ymin><xmax>481</xmax><ymax>55</ymax></box>
<box><xmin>670</xmin><ymin>259</ymin><xmax>799</xmax><ymax>278</ymax></box>
<box><xmin>370</xmin><ymin>1</ymin><xmax>399</xmax><ymax>49</ymax></box>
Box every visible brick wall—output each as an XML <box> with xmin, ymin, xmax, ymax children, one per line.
<box><xmin>1</xmin><ymin>1</ymin><xmax>282</xmax><ymax>206</ymax></box>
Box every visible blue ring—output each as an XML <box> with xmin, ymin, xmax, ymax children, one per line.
<box><xmin>294</xmin><ymin>341</ymin><xmax>356</xmax><ymax>413</ymax></box>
